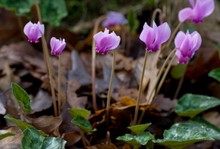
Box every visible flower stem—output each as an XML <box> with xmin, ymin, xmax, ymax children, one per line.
<box><xmin>133</xmin><ymin>51</ymin><xmax>148</xmax><ymax>125</ymax></box>
<box><xmin>138</xmin><ymin>49</ymin><xmax>175</xmax><ymax>124</ymax></box>
<box><xmin>151</xmin><ymin>8</ymin><xmax>162</xmax><ymax>25</ymax></box>
<box><xmin>58</xmin><ymin>55</ymin><xmax>62</xmax><ymax>115</ymax></box>
<box><xmin>147</xmin><ymin>49</ymin><xmax>176</xmax><ymax>104</ymax></box>
<box><xmin>42</xmin><ymin>36</ymin><xmax>58</xmax><ymax>116</ymax></box>
<box><xmin>155</xmin><ymin>53</ymin><xmax>176</xmax><ymax>98</ymax></box>
<box><xmin>106</xmin><ymin>51</ymin><xmax>116</xmax><ymax>123</ymax></box>
<box><xmin>92</xmin><ymin>16</ymin><xmax>105</xmax><ymax>112</ymax></box>
<box><xmin>35</xmin><ymin>0</ymin><xmax>57</xmax><ymax>116</ymax></box>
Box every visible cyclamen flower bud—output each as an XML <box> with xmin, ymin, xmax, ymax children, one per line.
<box><xmin>175</xmin><ymin>31</ymin><xmax>202</xmax><ymax>64</ymax></box>
<box><xmin>93</xmin><ymin>28</ymin><xmax>121</xmax><ymax>55</ymax></box>
<box><xmin>23</xmin><ymin>21</ymin><xmax>44</xmax><ymax>43</ymax></box>
<box><xmin>178</xmin><ymin>0</ymin><xmax>215</xmax><ymax>23</ymax></box>
<box><xmin>50</xmin><ymin>37</ymin><xmax>66</xmax><ymax>55</ymax></box>
<box><xmin>102</xmin><ymin>11</ymin><xmax>128</xmax><ymax>28</ymax></box>
<box><xmin>139</xmin><ymin>21</ymin><xmax>171</xmax><ymax>52</ymax></box>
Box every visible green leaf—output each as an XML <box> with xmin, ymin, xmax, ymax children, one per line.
<box><xmin>154</xmin><ymin>122</ymin><xmax>220</xmax><ymax>149</ymax></box>
<box><xmin>117</xmin><ymin>132</ymin><xmax>154</xmax><ymax>148</ymax></box>
<box><xmin>4</xmin><ymin>115</ymin><xmax>47</xmax><ymax>136</ymax></box>
<box><xmin>0</xmin><ymin>132</ymin><xmax>14</xmax><ymax>140</ymax></box>
<box><xmin>128</xmin><ymin>123</ymin><xmax>151</xmax><ymax>135</ymax></box>
<box><xmin>39</xmin><ymin>0</ymin><xmax>67</xmax><ymax>26</ymax></box>
<box><xmin>208</xmin><ymin>68</ymin><xmax>220</xmax><ymax>82</ymax></box>
<box><xmin>22</xmin><ymin>128</ymin><xmax>66</xmax><ymax>149</ymax></box>
<box><xmin>72</xmin><ymin>116</ymin><xmax>93</xmax><ymax>133</ymax></box>
<box><xmin>11</xmin><ymin>83</ymin><xmax>32</xmax><ymax>113</ymax></box>
<box><xmin>128</xmin><ymin>9</ymin><xmax>139</xmax><ymax>33</ymax></box>
<box><xmin>0</xmin><ymin>0</ymin><xmax>35</xmax><ymax>16</ymax></box>
<box><xmin>171</xmin><ymin>64</ymin><xmax>187</xmax><ymax>79</ymax></box>
<box><xmin>68</xmin><ymin>108</ymin><xmax>91</xmax><ymax>118</ymax></box>
<box><xmin>175</xmin><ymin>94</ymin><xmax>220</xmax><ymax>118</ymax></box>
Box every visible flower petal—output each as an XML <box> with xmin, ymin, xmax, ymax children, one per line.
<box><xmin>191</xmin><ymin>31</ymin><xmax>202</xmax><ymax>52</ymax></box>
<box><xmin>178</xmin><ymin>7</ymin><xmax>193</xmax><ymax>22</ymax></box>
<box><xmin>175</xmin><ymin>31</ymin><xmax>186</xmax><ymax>48</ymax></box>
<box><xmin>139</xmin><ymin>22</ymin><xmax>155</xmax><ymax>47</ymax></box>
<box><xmin>199</xmin><ymin>0</ymin><xmax>215</xmax><ymax>18</ymax></box>
<box><xmin>155</xmin><ymin>22</ymin><xmax>171</xmax><ymax>45</ymax></box>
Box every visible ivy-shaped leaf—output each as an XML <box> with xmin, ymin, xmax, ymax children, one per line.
<box><xmin>11</xmin><ymin>83</ymin><xmax>32</xmax><ymax>113</ymax></box>
<box><xmin>154</xmin><ymin>122</ymin><xmax>220</xmax><ymax>149</ymax></box>
<box><xmin>208</xmin><ymin>68</ymin><xmax>220</xmax><ymax>82</ymax></box>
<box><xmin>39</xmin><ymin>0</ymin><xmax>67</xmax><ymax>26</ymax></box>
<box><xmin>128</xmin><ymin>123</ymin><xmax>151</xmax><ymax>135</ymax></box>
<box><xmin>72</xmin><ymin>116</ymin><xmax>93</xmax><ymax>133</ymax></box>
<box><xmin>117</xmin><ymin>132</ymin><xmax>154</xmax><ymax>148</ymax></box>
<box><xmin>0</xmin><ymin>0</ymin><xmax>35</xmax><ymax>16</ymax></box>
<box><xmin>4</xmin><ymin>115</ymin><xmax>46</xmax><ymax>136</ymax></box>
<box><xmin>68</xmin><ymin>108</ymin><xmax>91</xmax><ymax>119</ymax></box>
<box><xmin>175</xmin><ymin>94</ymin><xmax>220</xmax><ymax>118</ymax></box>
<box><xmin>22</xmin><ymin>128</ymin><xmax>66</xmax><ymax>149</ymax></box>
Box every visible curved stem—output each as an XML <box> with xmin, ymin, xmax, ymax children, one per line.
<box><xmin>106</xmin><ymin>51</ymin><xmax>116</xmax><ymax>123</ymax></box>
<box><xmin>138</xmin><ymin>49</ymin><xmax>175</xmax><ymax>124</ymax></box>
<box><xmin>58</xmin><ymin>55</ymin><xmax>61</xmax><ymax>115</ymax></box>
<box><xmin>151</xmin><ymin>8</ymin><xmax>162</xmax><ymax>25</ymax></box>
<box><xmin>35</xmin><ymin>0</ymin><xmax>57</xmax><ymax>116</ymax></box>
<box><xmin>147</xmin><ymin>49</ymin><xmax>176</xmax><ymax>104</ymax></box>
<box><xmin>133</xmin><ymin>51</ymin><xmax>148</xmax><ymax>125</ymax></box>
<box><xmin>92</xmin><ymin>16</ymin><xmax>105</xmax><ymax>111</ymax></box>
<box><xmin>155</xmin><ymin>54</ymin><xmax>176</xmax><ymax>99</ymax></box>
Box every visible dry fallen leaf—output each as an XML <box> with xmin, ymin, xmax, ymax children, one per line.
<box><xmin>30</xmin><ymin>115</ymin><xmax>62</xmax><ymax>134</ymax></box>
<box><xmin>203</xmin><ymin>111</ymin><xmax>220</xmax><ymax>128</ymax></box>
<box><xmin>0</xmin><ymin>126</ymin><xmax>22</xmax><ymax>148</ymax></box>
<box><xmin>31</xmin><ymin>90</ymin><xmax>53</xmax><ymax>113</ymax></box>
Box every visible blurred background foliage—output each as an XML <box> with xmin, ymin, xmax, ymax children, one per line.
<box><xmin>0</xmin><ymin>0</ymin><xmax>156</xmax><ymax>28</ymax></box>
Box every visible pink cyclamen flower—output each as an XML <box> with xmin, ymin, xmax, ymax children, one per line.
<box><xmin>178</xmin><ymin>0</ymin><xmax>215</xmax><ymax>23</ymax></box>
<box><xmin>139</xmin><ymin>21</ymin><xmax>171</xmax><ymax>52</ymax></box>
<box><xmin>50</xmin><ymin>37</ymin><xmax>66</xmax><ymax>55</ymax></box>
<box><xmin>102</xmin><ymin>11</ymin><xmax>128</xmax><ymax>28</ymax></box>
<box><xmin>93</xmin><ymin>28</ymin><xmax>121</xmax><ymax>55</ymax></box>
<box><xmin>175</xmin><ymin>30</ymin><xmax>202</xmax><ymax>64</ymax></box>
<box><xmin>23</xmin><ymin>21</ymin><xmax>44</xmax><ymax>43</ymax></box>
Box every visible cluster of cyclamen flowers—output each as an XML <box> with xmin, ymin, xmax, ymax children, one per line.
<box><xmin>94</xmin><ymin>0</ymin><xmax>214</xmax><ymax>64</ymax></box>
<box><xmin>23</xmin><ymin>21</ymin><xmax>66</xmax><ymax>55</ymax></box>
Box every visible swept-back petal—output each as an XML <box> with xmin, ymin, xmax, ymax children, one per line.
<box><xmin>175</xmin><ymin>31</ymin><xmax>186</xmax><ymax>48</ymax></box>
<box><xmin>199</xmin><ymin>0</ymin><xmax>215</xmax><ymax>18</ymax></box>
<box><xmin>191</xmin><ymin>31</ymin><xmax>202</xmax><ymax>52</ymax></box>
<box><xmin>178</xmin><ymin>8</ymin><xmax>193</xmax><ymax>22</ymax></box>
<box><xmin>155</xmin><ymin>22</ymin><xmax>171</xmax><ymax>45</ymax></box>
<box><xmin>139</xmin><ymin>22</ymin><xmax>155</xmax><ymax>47</ymax></box>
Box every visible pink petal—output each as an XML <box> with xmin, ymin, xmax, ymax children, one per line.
<box><xmin>139</xmin><ymin>22</ymin><xmax>155</xmax><ymax>47</ymax></box>
<box><xmin>178</xmin><ymin>8</ymin><xmax>193</xmax><ymax>22</ymax></box>
<box><xmin>190</xmin><ymin>31</ymin><xmax>202</xmax><ymax>52</ymax></box>
<box><xmin>155</xmin><ymin>22</ymin><xmax>171</xmax><ymax>44</ymax></box>
<box><xmin>23</xmin><ymin>21</ymin><xmax>32</xmax><ymax>36</ymax></box>
<box><xmin>175</xmin><ymin>50</ymin><xmax>189</xmax><ymax>64</ymax></box>
<box><xmin>199</xmin><ymin>0</ymin><xmax>215</xmax><ymax>18</ymax></box>
<box><xmin>174</xmin><ymin>31</ymin><xmax>186</xmax><ymax>48</ymax></box>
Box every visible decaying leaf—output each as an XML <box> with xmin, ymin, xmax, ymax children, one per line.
<box><xmin>0</xmin><ymin>126</ymin><xmax>22</xmax><ymax>148</ymax></box>
<box><xmin>31</xmin><ymin>90</ymin><xmax>53</xmax><ymax>113</ymax></box>
<box><xmin>30</xmin><ymin>116</ymin><xmax>62</xmax><ymax>134</ymax></box>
